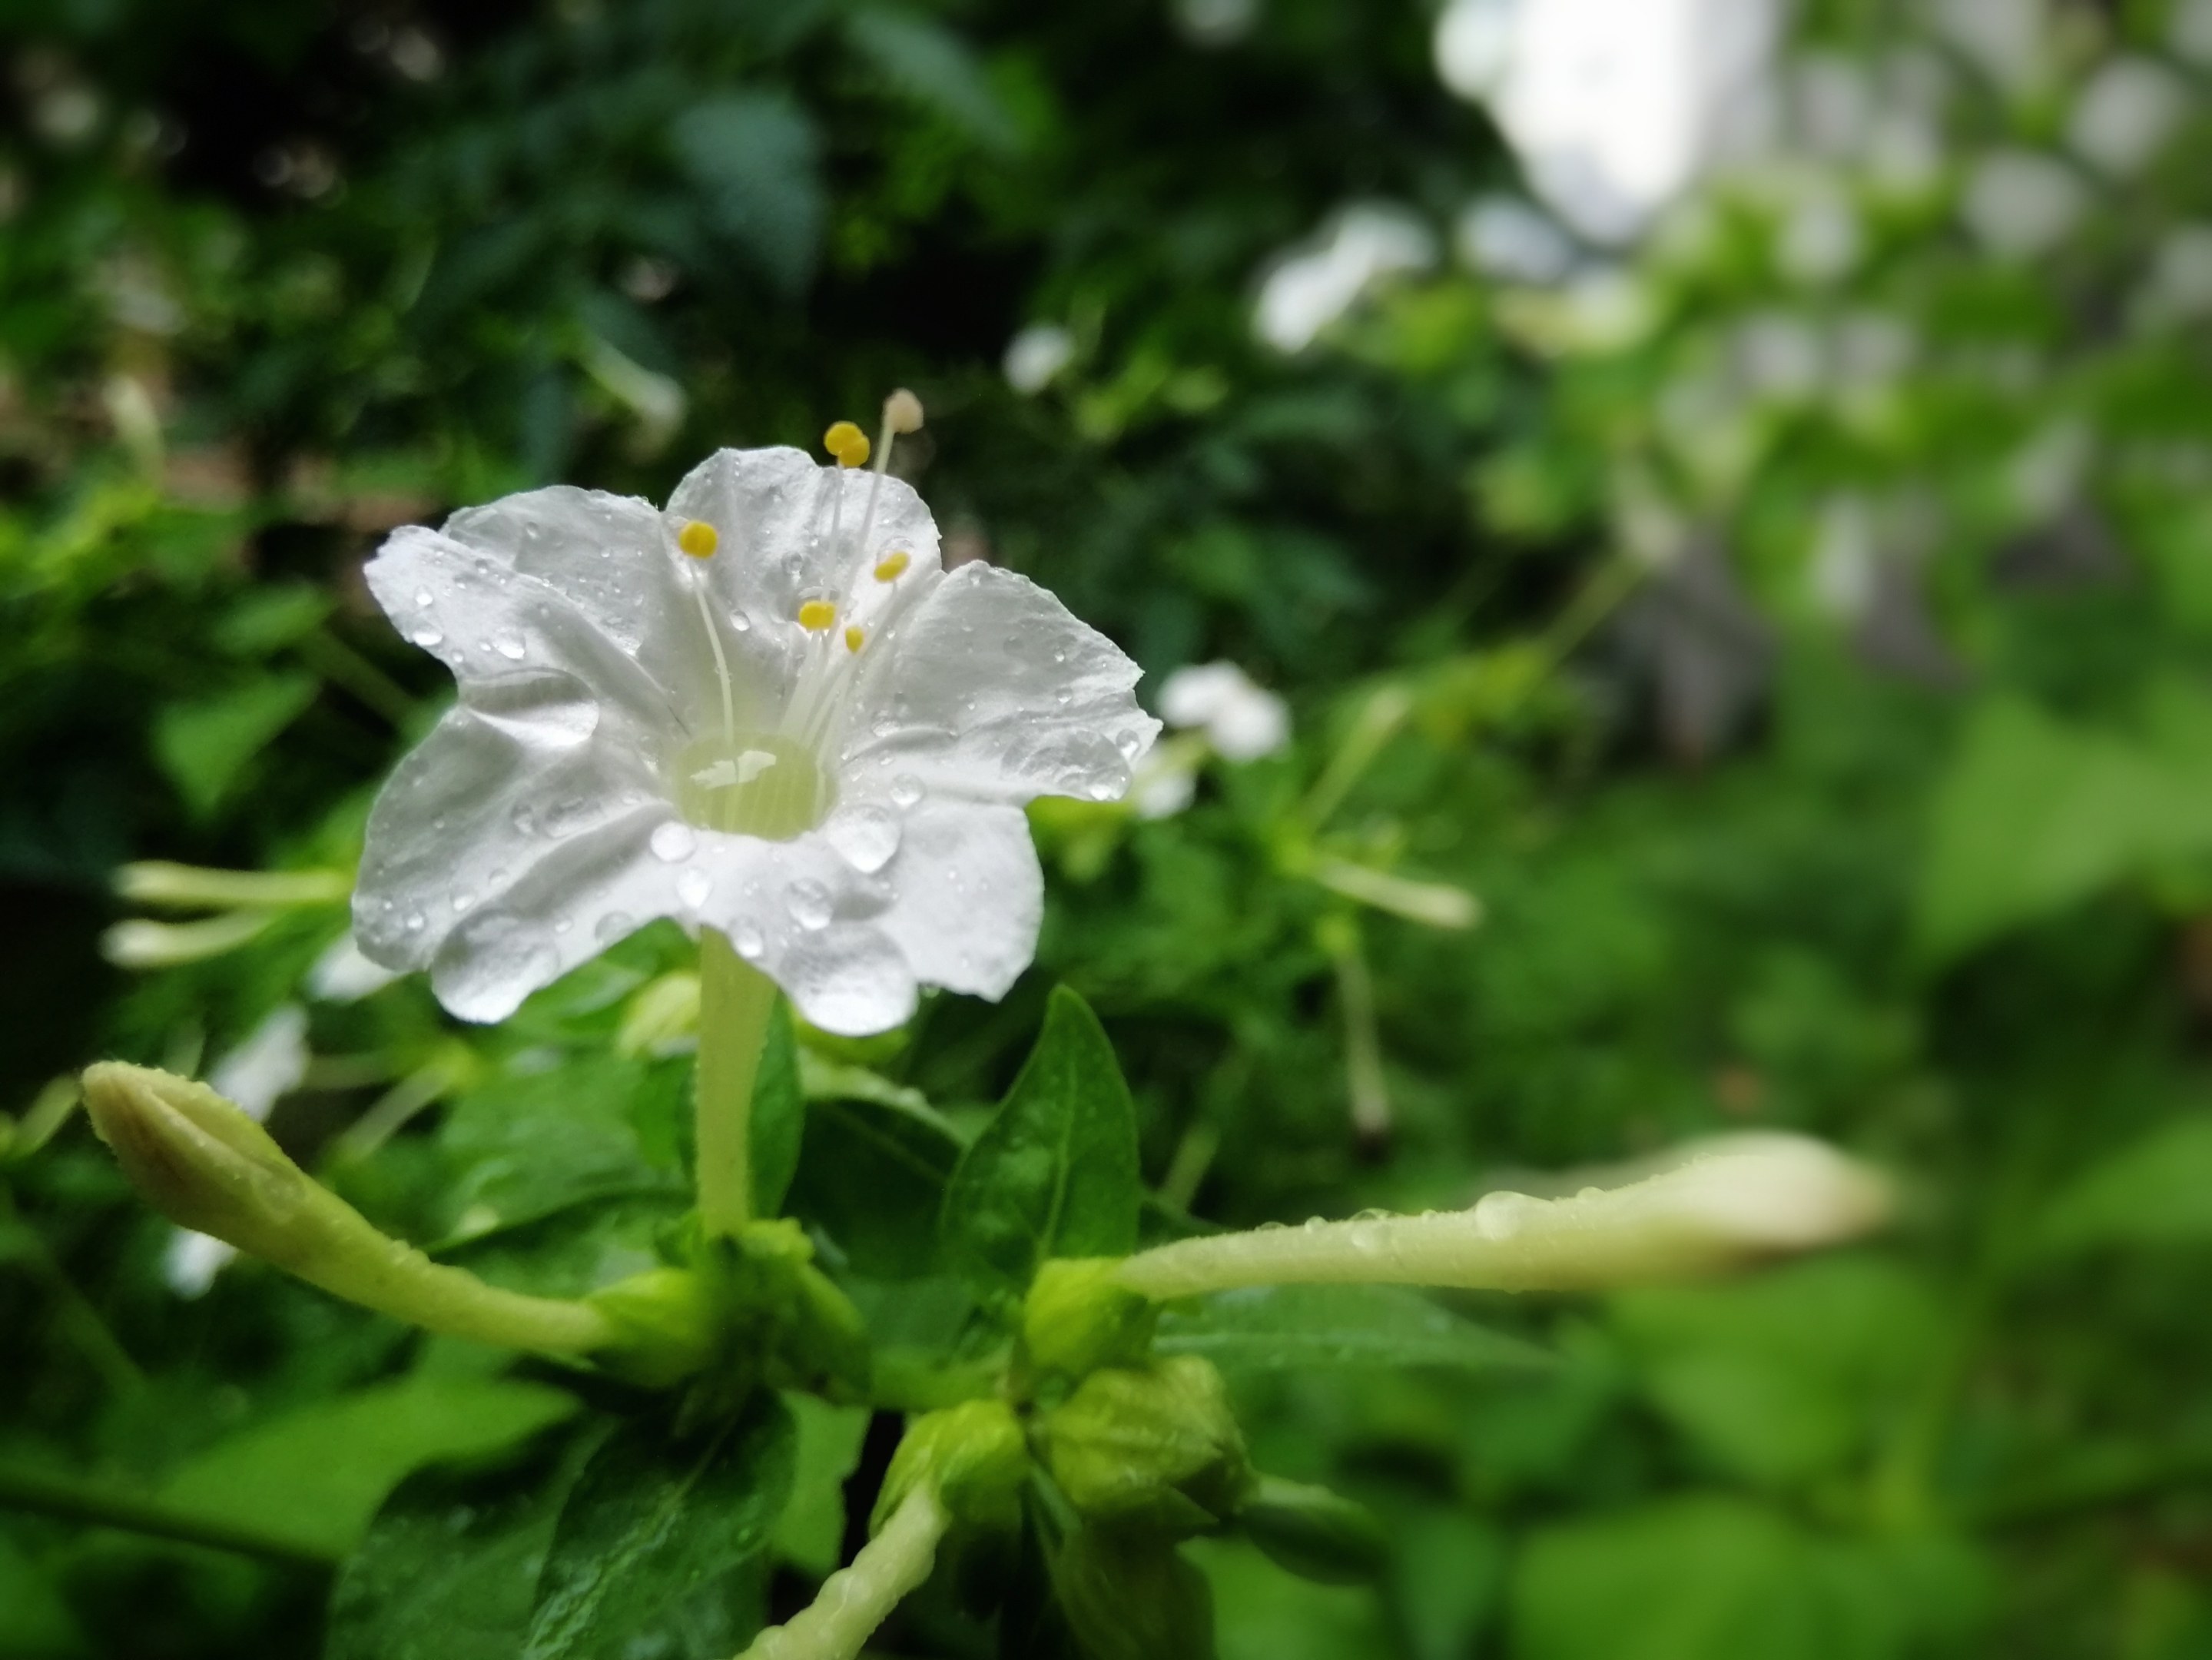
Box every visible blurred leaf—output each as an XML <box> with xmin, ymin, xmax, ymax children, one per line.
<box><xmin>1154</xmin><ymin>1284</ymin><xmax>1549</xmax><ymax>1373</ymax></box>
<box><xmin>751</xmin><ymin>998</ymin><xmax>802</xmax><ymax>1220</ymax></box>
<box><xmin>211</xmin><ymin>585</ymin><xmax>333</xmax><ymax>657</ymax></box>
<box><xmin>1917</xmin><ymin>692</ymin><xmax>2212</xmax><ymax>963</ymax></box>
<box><xmin>1512</xmin><ymin>1497</ymin><xmax>1985</xmax><ymax>1660</ymax></box>
<box><xmin>0</xmin><ymin>1536</ymin><xmax>86</xmax><ymax>1658</ymax></box>
<box><xmin>787</xmin><ymin>1095</ymin><xmax>961</xmax><ymax>1279</ymax></box>
<box><xmin>152</xmin><ymin>674</ymin><xmax>319</xmax><ymax>818</ymax></box>
<box><xmin>1186</xmin><ymin>1536</ymin><xmax>1388</xmax><ymax>1660</ymax></box>
<box><xmin>1610</xmin><ymin>1258</ymin><xmax>1939</xmax><ymax>1489</ymax></box>
<box><xmin>941</xmin><ymin>986</ymin><xmax>1140</xmax><ymax>1301</ymax></box>
<box><xmin>163</xmin><ymin>1377</ymin><xmax>582</xmax><ymax>1560</ymax></box>
<box><xmin>1051</xmin><ymin>1526</ymin><xmax>1216</xmax><ymax>1660</ymax></box>
<box><xmin>844</xmin><ymin>7</ymin><xmax>1019</xmax><ymax>151</ymax></box>
<box><xmin>328</xmin><ymin>1430</ymin><xmax>585</xmax><ymax>1660</ymax></box>
<box><xmin>771</xmin><ymin>1394</ymin><xmax>870</xmax><ymax>1575</ymax></box>
<box><xmin>669</xmin><ymin>93</ymin><xmax>824</xmax><ymax>297</ymax></box>
<box><xmin>2040</xmin><ymin>1115</ymin><xmax>2212</xmax><ymax>1253</ymax></box>
<box><xmin>522</xmin><ymin>1395</ymin><xmax>792</xmax><ymax>1660</ymax></box>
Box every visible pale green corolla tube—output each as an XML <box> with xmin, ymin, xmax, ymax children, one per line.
<box><xmin>81</xmin><ymin>1062</ymin><xmax>615</xmax><ymax>1356</ymax></box>
<box><xmin>736</xmin><ymin>1484</ymin><xmax>949</xmax><ymax>1660</ymax></box>
<box><xmin>1113</xmin><ymin>1133</ymin><xmax>1893</xmax><ymax>1301</ymax></box>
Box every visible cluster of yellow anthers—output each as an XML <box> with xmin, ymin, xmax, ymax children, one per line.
<box><xmin>672</xmin><ymin>389</ymin><xmax>926</xmax><ymax>659</ymax></box>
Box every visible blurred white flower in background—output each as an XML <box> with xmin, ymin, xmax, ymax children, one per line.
<box><xmin>2141</xmin><ymin>224</ymin><xmax>2212</xmax><ymax>326</ymax></box>
<box><xmin>1171</xmin><ymin>0</ymin><xmax>1261</xmax><ymax>48</ymax></box>
<box><xmin>163</xmin><ymin>1004</ymin><xmax>310</xmax><ymax>1296</ymax></box>
<box><xmin>1254</xmin><ymin>204</ymin><xmax>1437</xmax><ymax>352</ymax></box>
<box><xmin>1159</xmin><ymin>661</ymin><xmax>1290</xmax><ymax>761</ymax></box>
<box><xmin>2177</xmin><ymin>0</ymin><xmax>2212</xmax><ymax>65</ymax></box>
<box><xmin>1455</xmin><ymin>194</ymin><xmax>1577</xmax><ymax>285</ymax></box>
<box><xmin>1961</xmin><ymin>150</ymin><xmax>2085</xmax><ymax>259</ymax></box>
<box><xmin>1003</xmin><ymin>323</ymin><xmax>1075</xmax><ymax>394</ymax></box>
<box><xmin>1434</xmin><ymin>0</ymin><xmax>1783</xmax><ymax>245</ymax></box>
<box><xmin>1932</xmin><ymin>0</ymin><xmax>2048</xmax><ymax>91</ymax></box>
<box><xmin>307</xmin><ymin>931</ymin><xmax>403</xmax><ymax>1003</ymax></box>
<box><xmin>2066</xmin><ymin>57</ymin><xmax>2187</xmax><ymax>178</ymax></box>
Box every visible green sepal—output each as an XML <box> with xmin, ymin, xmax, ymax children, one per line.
<box><xmin>585</xmin><ymin>1268</ymin><xmax>718</xmax><ymax>1389</ymax></box>
<box><xmin>1040</xmin><ymin>1356</ymin><xmax>1252</xmax><ymax>1538</ymax></box>
<box><xmin>1237</xmin><ymin>1474</ymin><xmax>1389</xmax><ymax>1584</ymax></box>
<box><xmin>1048</xmin><ymin>1526</ymin><xmax>1216</xmax><ymax>1660</ymax></box>
<box><xmin>871</xmin><ymin>1398</ymin><xmax>1029</xmax><ymax>1537</ymax></box>
<box><xmin>1022</xmin><ymin>1258</ymin><xmax>1158</xmax><ymax>1385</ymax></box>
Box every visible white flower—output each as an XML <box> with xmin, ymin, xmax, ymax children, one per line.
<box><xmin>1254</xmin><ymin>205</ymin><xmax>1437</xmax><ymax>354</ymax></box>
<box><xmin>353</xmin><ymin>443</ymin><xmax>1159</xmax><ymax>1035</ymax></box>
<box><xmin>1159</xmin><ymin>662</ymin><xmax>1290</xmax><ymax>762</ymax></box>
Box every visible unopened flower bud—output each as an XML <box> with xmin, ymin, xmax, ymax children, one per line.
<box><xmin>1042</xmin><ymin>1356</ymin><xmax>1252</xmax><ymax>1536</ymax></box>
<box><xmin>585</xmin><ymin>1267</ymin><xmax>718</xmax><ymax>1387</ymax></box>
<box><xmin>1237</xmin><ymin>1475</ymin><xmax>1388</xmax><ymax>1584</ymax></box>
<box><xmin>81</xmin><ymin>1062</ymin><xmax>613</xmax><ymax>1355</ymax></box>
<box><xmin>1023</xmin><ymin>1257</ymin><xmax>1157</xmax><ymax>1380</ymax></box>
<box><xmin>1114</xmin><ymin>1133</ymin><xmax>1893</xmax><ymax>1300</ymax></box>
<box><xmin>872</xmin><ymin>1399</ymin><xmax>1028</xmax><ymax>1536</ymax></box>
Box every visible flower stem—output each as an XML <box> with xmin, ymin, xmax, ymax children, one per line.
<box><xmin>737</xmin><ymin>1484</ymin><xmax>947</xmax><ymax>1660</ymax></box>
<box><xmin>696</xmin><ymin>927</ymin><xmax>778</xmax><ymax>1237</ymax></box>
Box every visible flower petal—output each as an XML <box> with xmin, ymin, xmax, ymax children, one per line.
<box><xmin>840</xmin><ymin>563</ymin><xmax>1160</xmax><ymax>804</ymax></box>
<box><xmin>668</xmin><ymin>448</ymin><xmax>943</xmax><ymax>648</ymax></box>
<box><xmin>367</xmin><ymin>523</ymin><xmax>687</xmax><ymax>740</ymax></box>
<box><xmin>871</xmin><ymin>801</ymin><xmax>1043</xmax><ymax>1001</ymax></box>
<box><xmin>353</xmin><ymin>696</ymin><xmax>660</xmax><ymax>976</ymax></box>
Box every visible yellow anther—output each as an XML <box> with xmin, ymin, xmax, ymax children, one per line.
<box><xmin>798</xmin><ymin>599</ymin><xmax>837</xmax><ymax>631</ymax></box>
<box><xmin>823</xmin><ymin>420</ymin><xmax>871</xmax><ymax>469</ymax></box>
<box><xmin>676</xmin><ymin>520</ymin><xmax>718</xmax><ymax>559</ymax></box>
<box><xmin>873</xmin><ymin>549</ymin><xmax>910</xmax><ymax>583</ymax></box>
<box><xmin>844</xmin><ymin>624</ymin><xmax>864</xmax><ymax>653</ymax></box>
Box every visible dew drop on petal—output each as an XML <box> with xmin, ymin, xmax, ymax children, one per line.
<box><xmin>730</xmin><ymin>609</ymin><xmax>752</xmax><ymax>633</ymax></box>
<box><xmin>1053</xmin><ymin>649</ymin><xmax>1067</xmax><ymax>664</ymax></box>
<box><xmin>781</xmin><ymin>928</ymin><xmax>915</xmax><ymax>1034</ymax></box>
<box><xmin>412</xmin><ymin>628</ymin><xmax>444</xmax><ymax>648</ymax></box>
<box><xmin>405</xmin><ymin>911</ymin><xmax>427</xmax><ymax>932</ymax></box>
<box><xmin>595</xmin><ymin>911</ymin><xmax>635</xmax><ymax>946</ymax></box>
<box><xmin>649</xmin><ymin>822</ymin><xmax>698</xmax><ymax>862</ymax></box>
<box><xmin>678</xmin><ymin>867</ymin><xmax>712</xmax><ymax>908</ymax></box>
<box><xmin>825</xmin><ymin>804</ymin><xmax>900</xmax><ymax>874</ymax></box>
<box><xmin>451</xmin><ymin>891</ymin><xmax>474</xmax><ymax>912</ymax></box>
<box><xmin>785</xmin><ymin>879</ymin><xmax>834</xmax><ymax>930</ymax></box>
<box><xmin>512</xmin><ymin>804</ymin><xmax>537</xmax><ymax>836</ymax></box>
<box><xmin>889</xmin><ymin>774</ymin><xmax>924</xmax><ymax>808</ymax></box>
<box><xmin>732</xmin><ymin>920</ymin><xmax>765</xmax><ymax>959</ymax></box>
<box><xmin>414</xmin><ymin>589</ymin><xmax>434</xmax><ymax>608</ymax></box>
<box><xmin>1085</xmin><ymin>779</ymin><xmax>1119</xmax><ymax>802</ymax></box>
<box><xmin>492</xmin><ymin>632</ymin><xmax>527</xmax><ymax>661</ymax></box>
<box><xmin>552</xmin><ymin>915</ymin><xmax>573</xmax><ymax>935</ymax></box>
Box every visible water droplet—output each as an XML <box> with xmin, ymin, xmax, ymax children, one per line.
<box><xmin>595</xmin><ymin>911</ymin><xmax>635</xmax><ymax>946</ymax></box>
<box><xmin>414</xmin><ymin>588</ymin><xmax>434</xmax><ymax>607</ymax></box>
<box><xmin>1116</xmin><ymin>729</ymin><xmax>1142</xmax><ymax>759</ymax></box>
<box><xmin>730</xmin><ymin>609</ymin><xmax>752</xmax><ymax>633</ymax></box>
<box><xmin>785</xmin><ymin>879</ymin><xmax>834</xmax><ymax>930</ymax></box>
<box><xmin>411</xmin><ymin>627</ymin><xmax>444</xmax><ymax>648</ymax></box>
<box><xmin>889</xmin><ymin>774</ymin><xmax>923</xmax><ymax>808</ymax></box>
<box><xmin>1053</xmin><ymin>649</ymin><xmax>1067</xmax><ymax>664</ymax></box>
<box><xmin>511</xmin><ymin>804</ymin><xmax>537</xmax><ymax>836</ymax></box>
<box><xmin>451</xmin><ymin>891</ymin><xmax>473</xmax><ymax>912</ymax></box>
<box><xmin>1084</xmin><ymin>779</ymin><xmax>1118</xmax><ymax>802</ymax></box>
<box><xmin>405</xmin><ymin>911</ymin><xmax>427</xmax><ymax>932</ymax></box>
<box><xmin>492</xmin><ymin>632</ymin><xmax>526</xmax><ymax>661</ymax></box>
<box><xmin>825</xmin><ymin>804</ymin><xmax>900</xmax><ymax>873</ymax></box>
<box><xmin>732</xmin><ymin>921</ymin><xmax>765</xmax><ymax>959</ymax></box>
<box><xmin>552</xmin><ymin>915</ymin><xmax>573</xmax><ymax>935</ymax></box>
<box><xmin>649</xmin><ymin>822</ymin><xmax>698</xmax><ymax>862</ymax></box>
<box><xmin>871</xmin><ymin>715</ymin><xmax>899</xmax><ymax>738</ymax></box>
<box><xmin>1056</xmin><ymin>689</ymin><xmax>1072</xmax><ymax>706</ymax></box>
<box><xmin>677</xmin><ymin>867</ymin><xmax>712</xmax><ymax>908</ymax></box>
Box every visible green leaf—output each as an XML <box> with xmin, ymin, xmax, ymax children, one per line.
<box><xmin>670</xmin><ymin>94</ymin><xmax>824</xmax><ymax>297</ymax></box>
<box><xmin>1510</xmin><ymin>1496</ymin><xmax>1987</xmax><ymax>1660</ymax></box>
<box><xmin>940</xmin><ymin>986</ymin><xmax>1140</xmax><ymax>1301</ymax></box>
<box><xmin>159</xmin><ymin>1377</ymin><xmax>581</xmax><ymax>1559</ymax></box>
<box><xmin>1917</xmin><ymin>693</ymin><xmax>2212</xmax><ymax>963</ymax></box>
<box><xmin>2039</xmin><ymin>1115</ymin><xmax>2212</xmax><ymax>1252</ymax></box>
<box><xmin>1610</xmin><ymin>1257</ymin><xmax>1939</xmax><ymax>1489</ymax></box>
<box><xmin>844</xmin><ymin>7</ymin><xmax>1020</xmax><ymax>151</ymax></box>
<box><xmin>0</xmin><ymin>1535</ymin><xmax>86</xmax><ymax>1658</ymax></box>
<box><xmin>771</xmin><ymin>1395</ymin><xmax>871</xmax><ymax>1576</ymax></box>
<box><xmin>211</xmin><ymin>583</ymin><xmax>333</xmax><ymax>656</ymax></box>
<box><xmin>1050</xmin><ymin>1526</ymin><xmax>1217</xmax><ymax>1660</ymax></box>
<box><xmin>522</xmin><ymin>1394</ymin><xmax>795</xmax><ymax>1660</ymax></box>
<box><xmin>788</xmin><ymin>1095</ymin><xmax>962</xmax><ymax>1279</ymax></box>
<box><xmin>1154</xmin><ymin>1284</ymin><xmax>1550</xmax><ymax>1373</ymax></box>
<box><xmin>152</xmin><ymin>673</ymin><xmax>320</xmax><ymax>818</ymax></box>
<box><xmin>750</xmin><ymin>998</ymin><xmax>803</xmax><ymax>1219</ymax></box>
<box><xmin>328</xmin><ymin>1429</ymin><xmax>586</xmax><ymax>1660</ymax></box>
<box><xmin>1186</xmin><ymin>1536</ymin><xmax>1388</xmax><ymax>1660</ymax></box>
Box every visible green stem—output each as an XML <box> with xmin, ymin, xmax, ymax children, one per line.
<box><xmin>696</xmin><ymin>928</ymin><xmax>778</xmax><ymax>1237</ymax></box>
<box><xmin>0</xmin><ymin>1463</ymin><xmax>337</xmax><ymax>1567</ymax></box>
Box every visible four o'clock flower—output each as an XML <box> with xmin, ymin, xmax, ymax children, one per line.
<box><xmin>351</xmin><ymin>395</ymin><xmax>1159</xmax><ymax>1038</ymax></box>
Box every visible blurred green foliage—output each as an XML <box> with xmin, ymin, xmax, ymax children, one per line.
<box><xmin>9</xmin><ymin>0</ymin><xmax>2212</xmax><ymax>1656</ymax></box>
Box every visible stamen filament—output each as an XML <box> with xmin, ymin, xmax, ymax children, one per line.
<box><xmin>691</xmin><ymin>565</ymin><xmax>738</xmax><ymax>745</ymax></box>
